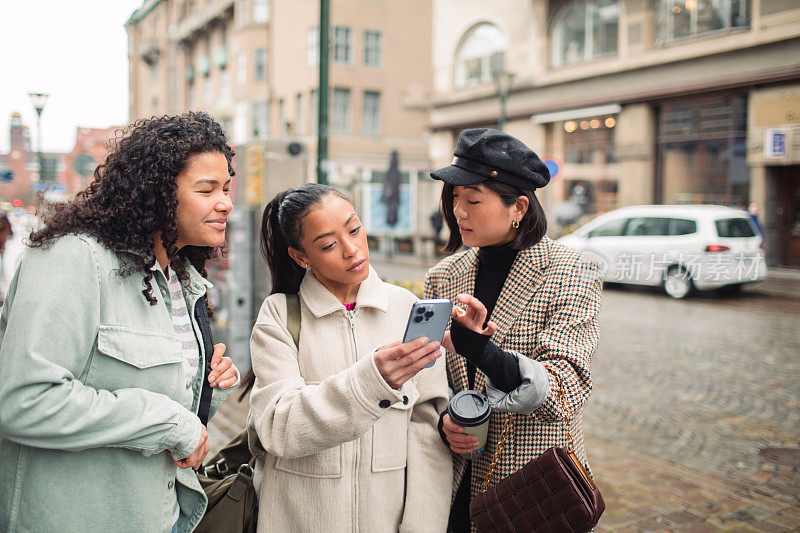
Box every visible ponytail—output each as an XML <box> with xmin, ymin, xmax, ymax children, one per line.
<box><xmin>261</xmin><ymin>190</ymin><xmax>306</xmax><ymax>295</ymax></box>
<box><xmin>241</xmin><ymin>183</ymin><xmax>350</xmax><ymax>400</ymax></box>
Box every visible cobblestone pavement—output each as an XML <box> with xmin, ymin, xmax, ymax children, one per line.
<box><xmin>585</xmin><ymin>288</ymin><xmax>800</xmax><ymax>506</ymax></box>
<box><xmin>209</xmin><ymin>258</ymin><xmax>800</xmax><ymax>531</ymax></box>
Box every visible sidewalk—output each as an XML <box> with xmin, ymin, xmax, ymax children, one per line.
<box><xmin>746</xmin><ymin>267</ymin><xmax>800</xmax><ymax>299</ymax></box>
<box><xmin>207</xmin><ymin>396</ymin><xmax>800</xmax><ymax>532</ymax></box>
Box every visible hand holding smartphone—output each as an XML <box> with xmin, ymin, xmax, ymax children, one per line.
<box><xmin>402</xmin><ymin>299</ymin><xmax>452</xmax><ymax>368</ymax></box>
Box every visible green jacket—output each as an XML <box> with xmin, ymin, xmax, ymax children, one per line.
<box><xmin>0</xmin><ymin>234</ymin><xmax>235</xmax><ymax>532</ymax></box>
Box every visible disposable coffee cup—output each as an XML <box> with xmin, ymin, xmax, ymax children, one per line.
<box><xmin>447</xmin><ymin>390</ymin><xmax>491</xmax><ymax>459</ymax></box>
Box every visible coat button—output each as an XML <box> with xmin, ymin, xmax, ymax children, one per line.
<box><xmin>161</xmin><ymin>289</ymin><xmax>167</xmax><ymax>296</ymax></box>
<box><xmin>186</xmin><ymin>380</ymin><xmax>192</xmax><ymax>390</ymax></box>
<box><xmin>402</xmin><ymin>395</ymin><xmax>409</xmax><ymax>405</ymax></box>
<box><xmin>379</xmin><ymin>400</ymin><xmax>391</xmax><ymax>408</ymax></box>
<box><xmin>168</xmin><ymin>481</ymin><xmax>174</xmax><ymax>489</ymax></box>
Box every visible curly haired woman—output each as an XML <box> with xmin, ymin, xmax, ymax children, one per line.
<box><xmin>0</xmin><ymin>111</ymin><xmax>240</xmax><ymax>533</ymax></box>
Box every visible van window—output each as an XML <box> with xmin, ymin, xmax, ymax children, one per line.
<box><xmin>587</xmin><ymin>218</ymin><xmax>628</xmax><ymax>237</ymax></box>
<box><xmin>625</xmin><ymin>217</ymin><xmax>669</xmax><ymax>236</ymax></box>
<box><xmin>715</xmin><ymin>218</ymin><xmax>756</xmax><ymax>238</ymax></box>
<box><xmin>668</xmin><ymin>218</ymin><xmax>697</xmax><ymax>236</ymax></box>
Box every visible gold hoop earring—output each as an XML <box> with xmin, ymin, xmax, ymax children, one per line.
<box><xmin>305</xmin><ymin>263</ymin><xmax>310</xmax><ymax>268</ymax></box>
<box><xmin>511</xmin><ymin>220</ymin><xmax>520</xmax><ymax>229</ymax></box>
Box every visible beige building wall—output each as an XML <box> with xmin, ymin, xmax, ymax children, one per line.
<box><xmin>128</xmin><ymin>0</ymin><xmax>434</xmax><ymax>242</ymax></box>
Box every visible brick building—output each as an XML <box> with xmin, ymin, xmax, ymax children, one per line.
<box><xmin>0</xmin><ymin>112</ymin><xmax>65</xmax><ymax>206</ymax></box>
<box><xmin>59</xmin><ymin>126</ymin><xmax>121</xmax><ymax>195</ymax></box>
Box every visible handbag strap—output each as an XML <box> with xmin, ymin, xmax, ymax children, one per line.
<box><xmin>480</xmin><ymin>366</ymin><xmax>575</xmax><ymax>493</ymax></box>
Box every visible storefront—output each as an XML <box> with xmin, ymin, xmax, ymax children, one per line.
<box><xmin>748</xmin><ymin>85</ymin><xmax>800</xmax><ymax>267</ymax></box>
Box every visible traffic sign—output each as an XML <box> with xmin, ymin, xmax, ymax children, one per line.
<box><xmin>544</xmin><ymin>157</ymin><xmax>561</xmax><ymax>181</ymax></box>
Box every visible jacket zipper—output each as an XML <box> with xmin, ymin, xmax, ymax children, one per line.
<box><xmin>345</xmin><ymin>309</ymin><xmax>359</xmax><ymax>532</ymax></box>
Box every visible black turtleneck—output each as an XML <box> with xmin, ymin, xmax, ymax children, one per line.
<box><xmin>450</xmin><ymin>243</ymin><xmax>523</xmax><ymax>392</ymax></box>
<box><xmin>446</xmin><ymin>242</ymin><xmax>525</xmax><ymax>533</ymax></box>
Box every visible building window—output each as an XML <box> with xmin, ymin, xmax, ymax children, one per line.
<box><xmin>658</xmin><ymin>94</ymin><xmax>748</xmax><ymax>205</ymax></box>
<box><xmin>237</xmin><ymin>51</ymin><xmax>247</xmax><ymax>85</ymax></box>
<box><xmin>655</xmin><ymin>0</ymin><xmax>748</xmax><ymax>44</ymax></box>
<box><xmin>363</xmin><ymin>30</ymin><xmax>383</xmax><ymax>68</ymax></box>
<box><xmin>188</xmin><ymin>82</ymin><xmax>196</xmax><ymax>109</ymax></box>
<box><xmin>551</xmin><ymin>0</ymin><xmax>619</xmax><ymax>68</ymax></box>
<box><xmin>362</xmin><ymin>91</ymin><xmax>381</xmax><ymax>136</ymax></box>
<box><xmin>563</xmin><ymin>116</ymin><xmax>617</xmax><ymax>164</ymax></box>
<box><xmin>295</xmin><ymin>93</ymin><xmax>304</xmax><ymax>135</ymax></box>
<box><xmin>253</xmin><ymin>0</ymin><xmax>269</xmax><ymax>23</ymax></box>
<box><xmin>203</xmin><ymin>76</ymin><xmax>213</xmax><ymax>104</ymax></box>
<box><xmin>252</xmin><ymin>101</ymin><xmax>269</xmax><ymax>139</ymax></box>
<box><xmin>333</xmin><ymin>88</ymin><xmax>351</xmax><ymax>134</ymax></box>
<box><xmin>234</xmin><ymin>101</ymin><xmax>247</xmax><ymax>144</ymax></box>
<box><xmin>237</xmin><ymin>0</ymin><xmax>248</xmax><ymax>26</ymax></box>
<box><xmin>311</xmin><ymin>89</ymin><xmax>318</xmax><ymax>134</ymax></box>
<box><xmin>455</xmin><ymin>23</ymin><xmax>507</xmax><ymax>88</ymax></box>
<box><xmin>307</xmin><ymin>27</ymin><xmax>319</xmax><ymax>66</ymax></box>
<box><xmin>220</xmin><ymin>69</ymin><xmax>231</xmax><ymax>100</ymax></box>
<box><xmin>254</xmin><ymin>48</ymin><xmax>267</xmax><ymax>81</ymax></box>
<box><xmin>334</xmin><ymin>27</ymin><xmax>353</xmax><ymax>64</ymax></box>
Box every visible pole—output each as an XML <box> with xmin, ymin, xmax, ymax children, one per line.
<box><xmin>316</xmin><ymin>0</ymin><xmax>330</xmax><ymax>184</ymax></box>
<box><xmin>36</xmin><ymin>112</ymin><xmax>45</xmax><ymax>180</ymax></box>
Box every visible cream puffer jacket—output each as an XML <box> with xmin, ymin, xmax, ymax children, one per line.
<box><xmin>249</xmin><ymin>266</ymin><xmax>452</xmax><ymax>532</ymax></box>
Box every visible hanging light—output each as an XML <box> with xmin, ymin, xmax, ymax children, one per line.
<box><xmin>589</xmin><ymin>119</ymin><xmax>601</xmax><ymax>129</ymax></box>
<box><xmin>564</xmin><ymin>121</ymin><xmax>578</xmax><ymax>133</ymax></box>
<box><xmin>605</xmin><ymin>117</ymin><xmax>616</xmax><ymax>128</ymax></box>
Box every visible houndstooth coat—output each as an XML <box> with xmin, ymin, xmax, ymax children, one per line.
<box><xmin>424</xmin><ymin>235</ymin><xmax>602</xmax><ymax>508</ymax></box>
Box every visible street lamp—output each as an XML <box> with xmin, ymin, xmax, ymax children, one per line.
<box><xmin>28</xmin><ymin>92</ymin><xmax>49</xmax><ymax>181</ymax></box>
<box><xmin>493</xmin><ymin>71</ymin><xmax>515</xmax><ymax>132</ymax></box>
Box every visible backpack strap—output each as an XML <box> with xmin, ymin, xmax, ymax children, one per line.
<box><xmin>285</xmin><ymin>293</ymin><xmax>301</xmax><ymax>348</ymax></box>
<box><xmin>195</xmin><ymin>295</ymin><xmax>215</xmax><ymax>427</ymax></box>
<box><xmin>245</xmin><ymin>293</ymin><xmax>301</xmax><ymax>460</ymax></box>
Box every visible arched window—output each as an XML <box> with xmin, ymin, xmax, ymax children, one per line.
<box><xmin>551</xmin><ymin>0</ymin><xmax>619</xmax><ymax>68</ymax></box>
<box><xmin>455</xmin><ymin>23</ymin><xmax>508</xmax><ymax>88</ymax></box>
<box><xmin>655</xmin><ymin>0</ymin><xmax>748</xmax><ymax>44</ymax></box>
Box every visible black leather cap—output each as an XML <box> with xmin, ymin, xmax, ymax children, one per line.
<box><xmin>430</xmin><ymin>128</ymin><xmax>549</xmax><ymax>190</ymax></box>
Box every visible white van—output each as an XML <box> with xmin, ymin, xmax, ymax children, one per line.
<box><xmin>557</xmin><ymin>205</ymin><xmax>766</xmax><ymax>298</ymax></box>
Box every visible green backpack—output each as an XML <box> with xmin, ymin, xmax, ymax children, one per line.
<box><xmin>195</xmin><ymin>294</ymin><xmax>301</xmax><ymax>533</ymax></box>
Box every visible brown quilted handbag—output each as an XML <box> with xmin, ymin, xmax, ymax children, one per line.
<box><xmin>469</xmin><ymin>370</ymin><xmax>605</xmax><ymax>533</ymax></box>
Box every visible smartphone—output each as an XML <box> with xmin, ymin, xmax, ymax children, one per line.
<box><xmin>402</xmin><ymin>299</ymin><xmax>452</xmax><ymax>368</ymax></box>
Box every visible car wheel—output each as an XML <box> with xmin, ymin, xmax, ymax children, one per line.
<box><xmin>663</xmin><ymin>266</ymin><xmax>693</xmax><ymax>299</ymax></box>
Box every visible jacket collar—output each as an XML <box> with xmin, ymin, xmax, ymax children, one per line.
<box><xmin>150</xmin><ymin>259</ymin><xmax>213</xmax><ymax>295</ymax></box>
<box><xmin>300</xmin><ymin>264</ymin><xmax>388</xmax><ymax>318</ymax></box>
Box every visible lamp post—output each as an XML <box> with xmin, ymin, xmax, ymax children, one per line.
<box><xmin>492</xmin><ymin>71</ymin><xmax>514</xmax><ymax>132</ymax></box>
<box><xmin>28</xmin><ymin>92</ymin><xmax>49</xmax><ymax>181</ymax></box>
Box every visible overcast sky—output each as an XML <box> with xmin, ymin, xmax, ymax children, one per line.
<box><xmin>0</xmin><ymin>0</ymin><xmax>143</xmax><ymax>153</ymax></box>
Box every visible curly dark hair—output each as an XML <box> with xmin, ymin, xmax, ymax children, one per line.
<box><xmin>29</xmin><ymin>111</ymin><xmax>235</xmax><ymax>305</ymax></box>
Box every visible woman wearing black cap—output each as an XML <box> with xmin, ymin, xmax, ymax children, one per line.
<box><xmin>425</xmin><ymin>128</ymin><xmax>602</xmax><ymax>532</ymax></box>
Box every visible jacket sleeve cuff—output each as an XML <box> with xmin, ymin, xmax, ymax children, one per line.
<box><xmin>485</xmin><ymin>353</ymin><xmax>550</xmax><ymax>414</ymax></box>
<box><xmin>164</xmin><ymin>408</ymin><xmax>203</xmax><ymax>460</ymax></box>
<box><xmin>348</xmin><ymin>348</ymin><xmax>404</xmax><ymax>417</ymax></box>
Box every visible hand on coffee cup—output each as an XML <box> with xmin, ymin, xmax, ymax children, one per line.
<box><xmin>442</xmin><ymin>414</ymin><xmax>481</xmax><ymax>455</ymax></box>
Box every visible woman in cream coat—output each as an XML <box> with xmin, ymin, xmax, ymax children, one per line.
<box><xmin>246</xmin><ymin>184</ymin><xmax>452</xmax><ymax>532</ymax></box>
